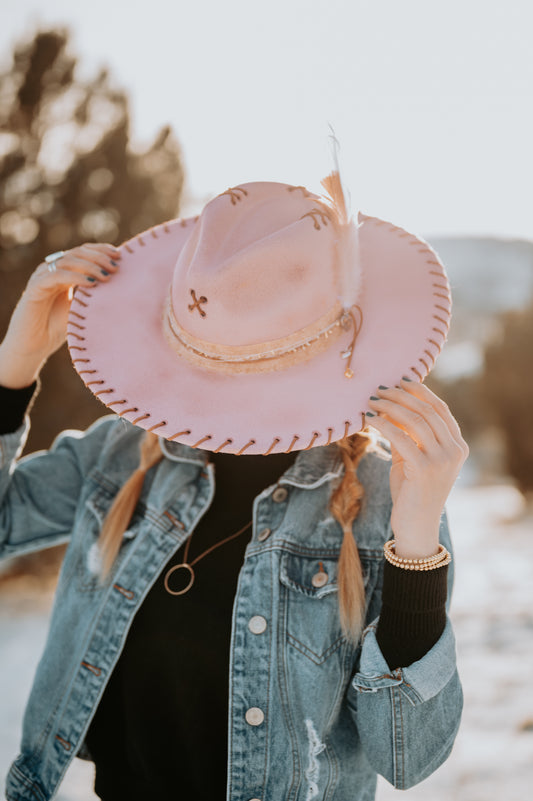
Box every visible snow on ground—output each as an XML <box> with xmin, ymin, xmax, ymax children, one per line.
<box><xmin>377</xmin><ymin>481</ymin><xmax>533</xmax><ymax>801</ymax></box>
<box><xmin>1</xmin><ymin>482</ymin><xmax>532</xmax><ymax>800</ymax></box>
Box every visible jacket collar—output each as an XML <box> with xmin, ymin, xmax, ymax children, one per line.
<box><xmin>279</xmin><ymin>443</ymin><xmax>344</xmax><ymax>488</ymax></box>
<box><xmin>160</xmin><ymin>439</ymin><xmax>343</xmax><ymax>488</ymax></box>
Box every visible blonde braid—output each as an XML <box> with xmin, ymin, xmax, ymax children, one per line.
<box><xmin>330</xmin><ymin>431</ymin><xmax>374</xmax><ymax>646</ymax></box>
<box><xmin>98</xmin><ymin>431</ymin><xmax>164</xmax><ymax>580</ymax></box>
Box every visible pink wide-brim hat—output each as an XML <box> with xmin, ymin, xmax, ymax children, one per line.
<box><xmin>67</xmin><ymin>180</ymin><xmax>451</xmax><ymax>455</ymax></box>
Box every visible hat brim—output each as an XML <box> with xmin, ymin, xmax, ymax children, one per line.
<box><xmin>67</xmin><ymin>212</ymin><xmax>451</xmax><ymax>455</ymax></box>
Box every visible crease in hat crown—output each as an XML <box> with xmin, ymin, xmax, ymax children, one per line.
<box><xmin>162</xmin><ymin>177</ymin><xmax>363</xmax><ymax>376</ymax></box>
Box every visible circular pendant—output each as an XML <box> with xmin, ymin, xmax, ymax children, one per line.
<box><xmin>164</xmin><ymin>562</ymin><xmax>195</xmax><ymax>595</ymax></box>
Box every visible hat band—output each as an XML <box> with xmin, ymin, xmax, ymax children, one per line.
<box><xmin>162</xmin><ymin>289</ymin><xmax>352</xmax><ymax>375</ymax></box>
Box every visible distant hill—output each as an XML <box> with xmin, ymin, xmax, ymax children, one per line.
<box><xmin>429</xmin><ymin>236</ymin><xmax>533</xmax><ymax>313</ymax></box>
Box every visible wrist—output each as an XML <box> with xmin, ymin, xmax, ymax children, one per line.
<box><xmin>390</xmin><ymin>526</ymin><xmax>440</xmax><ymax>560</ymax></box>
<box><xmin>0</xmin><ymin>344</ymin><xmax>45</xmax><ymax>389</ymax></box>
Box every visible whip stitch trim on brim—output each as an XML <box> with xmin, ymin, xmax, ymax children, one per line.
<box><xmin>358</xmin><ymin>213</ymin><xmax>451</xmax><ymax>379</ymax></box>
<box><xmin>67</xmin><ymin>214</ymin><xmax>451</xmax><ymax>452</ymax></box>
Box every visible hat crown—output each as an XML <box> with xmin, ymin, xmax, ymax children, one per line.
<box><xmin>170</xmin><ymin>182</ymin><xmax>341</xmax><ymax>347</ymax></box>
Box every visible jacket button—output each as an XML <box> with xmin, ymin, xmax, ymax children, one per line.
<box><xmin>258</xmin><ymin>527</ymin><xmax>271</xmax><ymax>541</ymax></box>
<box><xmin>311</xmin><ymin>571</ymin><xmax>329</xmax><ymax>587</ymax></box>
<box><xmin>272</xmin><ymin>486</ymin><xmax>288</xmax><ymax>503</ymax></box>
<box><xmin>245</xmin><ymin>707</ymin><xmax>264</xmax><ymax>726</ymax></box>
<box><xmin>248</xmin><ymin>615</ymin><xmax>267</xmax><ymax>634</ymax></box>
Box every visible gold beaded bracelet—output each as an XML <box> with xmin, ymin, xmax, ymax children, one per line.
<box><xmin>383</xmin><ymin>540</ymin><xmax>452</xmax><ymax>571</ymax></box>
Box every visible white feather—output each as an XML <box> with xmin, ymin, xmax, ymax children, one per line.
<box><xmin>325</xmin><ymin>124</ymin><xmax>362</xmax><ymax>309</ymax></box>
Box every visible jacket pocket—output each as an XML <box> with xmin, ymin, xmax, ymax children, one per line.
<box><xmin>279</xmin><ymin>551</ymin><xmax>370</xmax><ymax>665</ymax></box>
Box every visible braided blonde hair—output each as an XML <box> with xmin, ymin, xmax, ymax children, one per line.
<box><xmin>97</xmin><ymin>431</ymin><xmax>164</xmax><ymax>578</ymax></box>
<box><xmin>328</xmin><ymin>431</ymin><xmax>375</xmax><ymax>645</ymax></box>
<box><xmin>98</xmin><ymin>429</ymin><xmax>375</xmax><ymax>645</ymax></box>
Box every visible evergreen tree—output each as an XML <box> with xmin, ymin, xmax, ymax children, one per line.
<box><xmin>0</xmin><ymin>27</ymin><xmax>185</xmax><ymax>454</ymax></box>
<box><xmin>480</xmin><ymin>303</ymin><xmax>533</xmax><ymax>497</ymax></box>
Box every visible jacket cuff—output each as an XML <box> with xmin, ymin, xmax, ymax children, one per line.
<box><xmin>351</xmin><ymin>615</ymin><xmax>457</xmax><ymax>706</ymax></box>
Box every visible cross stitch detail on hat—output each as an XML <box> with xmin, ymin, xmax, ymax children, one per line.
<box><xmin>188</xmin><ymin>290</ymin><xmax>208</xmax><ymax>317</ymax></box>
<box><xmin>67</xmin><ymin>171</ymin><xmax>452</xmax><ymax>455</ymax></box>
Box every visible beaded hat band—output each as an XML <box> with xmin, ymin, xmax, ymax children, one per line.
<box><xmin>163</xmin><ymin>289</ymin><xmax>363</xmax><ymax>376</ymax></box>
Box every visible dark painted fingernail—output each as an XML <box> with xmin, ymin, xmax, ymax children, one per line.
<box><xmin>100</xmin><ymin>269</ymin><xmax>109</xmax><ymax>276</ymax></box>
<box><xmin>365</xmin><ymin>412</ymin><xmax>376</xmax><ymax>417</ymax></box>
<box><xmin>110</xmin><ymin>260</ymin><xmax>118</xmax><ymax>266</ymax></box>
<box><xmin>87</xmin><ymin>277</ymin><xmax>96</xmax><ymax>282</ymax></box>
<box><xmin>378</xmin><ymin>385</ymin><xmax>388</xmax><ymax>390</ymax></box>
<box><xmin>369</xmin><ymin>395</ymin><xmax>380</xmax><ymax>401</ymax></box>
<box><xmin>402</xmin><ymin>376</ymin><xmax>412</xmax><ymax>382</ymax></box>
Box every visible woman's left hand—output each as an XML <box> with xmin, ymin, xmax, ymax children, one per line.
<box><xmin>366</xmin><ymin>377</ymin><xmax>469</xmax><ymax>559</ymax></box>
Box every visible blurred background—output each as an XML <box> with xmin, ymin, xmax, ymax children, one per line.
<box><xmin>0</xmin><ymin>1</ymin><xmax>532</xmax><ymax>799</ymax></box>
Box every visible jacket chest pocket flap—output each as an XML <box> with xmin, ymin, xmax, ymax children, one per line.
<box><xmin>279</xmin><ymin>551</ymin><xmax>370</xmax><ymax>664</ymax></box>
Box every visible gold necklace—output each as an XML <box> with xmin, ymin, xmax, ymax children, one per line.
<box><xmin>163</xmin><ymin>520</ymin><xmax>253</xmax><ymax>596</ymax></box>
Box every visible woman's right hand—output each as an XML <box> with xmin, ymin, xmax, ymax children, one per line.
<box><xmin>0</xmin><ymin>243</ymin><xmax>121</xmax><ymax>388</ymax></box>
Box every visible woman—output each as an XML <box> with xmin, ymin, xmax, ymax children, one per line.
<box><xmin>0</xmin><ymin>172</ymin><xmax>468</xmax><ymax>801</ymax></box>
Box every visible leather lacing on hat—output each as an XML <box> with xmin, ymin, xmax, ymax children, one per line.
<box><xmin>68</xmin><ymin>213</ymin><xmax>450</xmax><ymax>452</ymax></box>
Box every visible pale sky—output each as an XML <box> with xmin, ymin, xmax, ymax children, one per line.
<box><xmin>1</xmin><ymin>0</ymin><xmax>532</xmax><ymax>240</ymax></box>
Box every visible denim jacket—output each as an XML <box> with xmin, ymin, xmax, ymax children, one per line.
<box><xmin>0</xmin><ymin>414</ymin><xmax>462</xmax><ymax>801</ymax></box>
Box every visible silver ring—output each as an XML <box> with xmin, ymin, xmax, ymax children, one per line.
<box><xmin>45</xmin><ymin>250</ymin><xmax>65</xmax><ymax>273</ymax></box>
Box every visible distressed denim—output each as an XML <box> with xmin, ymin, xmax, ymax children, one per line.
<box><xmin>0</xmin><ymin>415</ymin><xmax>462</xmax><ymax>801</ymax></box>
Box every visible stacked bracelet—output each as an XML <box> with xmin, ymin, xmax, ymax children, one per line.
<box><xmin>383</xmin><ymin>540</ymin><xmax>451</xmax><ymax>571</ymax></box>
